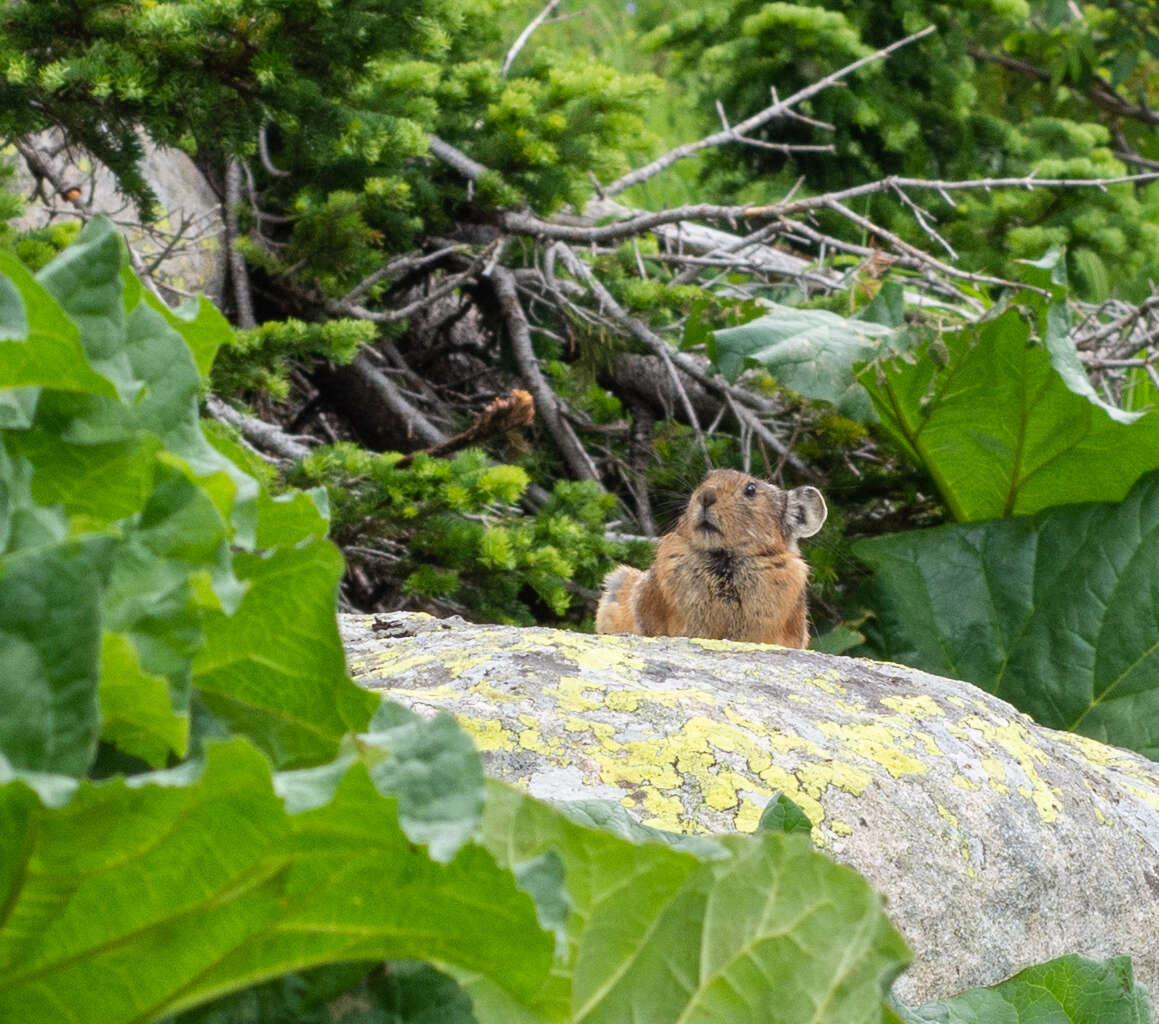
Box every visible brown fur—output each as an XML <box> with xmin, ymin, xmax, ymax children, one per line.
<box><xmin>595</xmin><ymin>469</ymin><xmax>827</xmax><ymax>648</ymax></box>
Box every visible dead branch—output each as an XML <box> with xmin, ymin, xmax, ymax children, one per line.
<box><xmin>553</xmin><ymin>243</ymin><xmax>816</xmax><ymax>478</ymax></box>
<box><xmin>339</xmin><ymin>245</ymin><xmax>466</xmax><ymax>306</ymax></box>
<box><xmin>206</xmin><ymin>395</ymin><xmax>316</xmax><ymax>463</ymax></box>
<box><xmin>258</xmin><ymin>123</ymin><xmax>290</xmax><ymax>177</ymax></box>
<box><xmin>603</xmin><ymin>25</ymin><xmax>937</xmax><ymax>197</ymax></box>
<box><xmin>499</xmin><ymin>172</ymin><xmax>1159</xmax><ymax>247</ymax></box>
<box><xmin>428</xmin><ymin>134</ymin><xmax>489</xmax><ymax>181</ymax></box>
<box><xmin>501</xmin><ymin>0</ymin><xmax>562</xmax><ymax>76</ymax></box>
<box><xmin>1075</xmin><ymin>294</ymin><xmax>1159</xmax><ymax>354</ymax></box>
<box><xmin>347</xmin><ymin>352</ymin><xmax>448</xmax><ymax>448</ymax></box>
<box><xmin>489</xmin><ymin>265</ymin><xmax>601</xmax><ymax>481</ymax></box>
<box><xmin>225</xmin><ymin>159</ymin><xmax>257</xmax><ymax>329</ymax></box>
<box><xmin>821</xmin><ymin>197</ymin><xmax>1025</xmax><ymax>293</ymax></box>
<box><xmin>327</xmin><ymin>253</ymin><xmax>491</xmax><ymax>324</ymax></box>
<box><xmin>395</xmin><ymin>389</ymin><xmax>535</xmax><ymax>468</ymax></box>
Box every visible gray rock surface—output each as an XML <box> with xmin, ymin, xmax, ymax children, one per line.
<box><xmin>8</xmin><ymin>129</ymin><xmax>225</xmax><ymax>304</ymax></box>
<box><xmin>342</xmin><ymin>611</ymin><xmax>1159</xmax><ymax>1005</ymax></box>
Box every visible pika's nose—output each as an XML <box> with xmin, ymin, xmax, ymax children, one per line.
<box><xmin>700</xmin><ymin>487</ymin><xmax>717</xmax><ymax>509</ymax></box>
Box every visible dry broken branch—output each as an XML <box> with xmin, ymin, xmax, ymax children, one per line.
<box><xmin>489</xmin><ymin>265</ymin><xmax>601</xmax><ymax>481</ymax></box>
<box><xmin>206</xmin><ymin>395</ymin><xmax>314</xmax><ymax>463</ymax></box>
<box><xmin>603</xmin><ymin>25</ymin><xmax>937</xmax><ymax>196</ymax></box>
<box><xmin>395</xmin><ymin>389</ymin><xmax>536</xmax><ymax>468</ymax></box>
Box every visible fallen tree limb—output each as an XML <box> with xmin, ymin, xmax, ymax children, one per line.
<box><xmin>489</xmin><ymin>265</ymin><xmax>601</xmax><ymax>482</ymax></box>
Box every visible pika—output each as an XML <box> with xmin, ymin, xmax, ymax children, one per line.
<box><xmin>596</xmin><ymin>469</ymin><xmax>827</xmax><ymax>648</ymax></box>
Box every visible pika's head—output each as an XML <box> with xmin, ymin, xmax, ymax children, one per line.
<box><xmin>681</xmin><ymin>469</ymin><xmax>827</xmax><ymax>555</ymax></box>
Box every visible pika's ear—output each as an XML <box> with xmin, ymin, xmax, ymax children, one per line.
<box><xmin>785</xmin><ymin>486</ymin><xmax>827</xmax><ymax>540</ymax></box>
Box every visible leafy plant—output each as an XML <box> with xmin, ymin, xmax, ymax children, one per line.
<box><xmin>294</xmin><ymin>444</ymin><xmax>630</xmax><ymax>625</ymax></box>
<box><xmin>708</xmin><ymin>284</ymin><xmax>905</xmax><ymax>421</ymax></box>
<box><xmin>855</xmin><ymin>468</ymin><xmax>1159</xmax><ymax>759</ymax></box>
<box><xmin>0</xmin><ymin>216</ymin><xmax>922</xmax><ymax>1024</ymax></box>
<box><xmin>859</xmin><ymin>259</ymin><xmax>1159</xmax><ymax>522</ymax></box>
<box><xmin>890</xmin><ymin>953</ymin><xmax>1154</xmax><ymax>1023</ymax></box>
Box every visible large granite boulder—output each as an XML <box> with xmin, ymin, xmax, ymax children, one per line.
<box><xmin>341</xmin><ymin>611</ymin><xmax>1159</xmax><ymax>1005</ymax></box>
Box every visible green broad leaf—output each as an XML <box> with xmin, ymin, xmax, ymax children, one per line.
<box><xmin>709</xmin><ymin>302</ymin><xmax>897</xmax><ymax>421</ymax></box>
<box><xmin>35</xmin><ymin>215</ymin><xmax>134</xmax><ymax>389</ymax></box>
<box><xmin>757</xmin><ymin>792</ymin><xmax>813</xmax><ymax>836</ymax></box>
<box><xmin>193</xmin><ymin>539</ymin><xmax>380</xmax><ymax>768</ymax></box>
<box><xmin>101</xmin><ymin>463</ymin><xmax>242</xmax><ymax>725</ymax></box>
<box><xmin>0</xmin><ymin>536</ymin><xmax>112</xmax><ymax>774</ymax></box>
<box><xmin>466</xmin><ymin>781</ymin><xmax>909</xmax><ymax>1024</ymax></box>
<box><xmin>0</xmin><ymin>739</ymin><xmax>553</xmax><ymax>1024</ymax></box>
<box><xmin>811</xmin><ymin>622</ymin><xmax>867</xmax><ymax>655</ymax></box>
<box><xmin>0</xmin><ymin>253</ymin><xmax>117</xmax><ymax>396</ymax></box>
<box><xmin>0</xmin><ymin>389</ymin><xmax>37</xmax><ymax>430</ymax></box>
<box><xmin>5</xmin><ymin>429</ymin><xmax>161</xmax><ymax>522</ymax></box>
<box><xmin>363</xmin><ymin>702</ymin><xmax>485</xmax><ymax>863</ymax></box>
<box><xmin>141</xmin><ymin>289</ymin><xmax>232</xmax><ymax>379</ymax></box>
<box><xmin>1020</xmin><ymin>252</ymin><xmax>1140</xmax><ymax>427</ymax></box>
<box><xmin>893</xmin><ymin>953</ymin><xmax>1153</xmax><ymax>1023</ymax></box>
<box><xmin>28</xmin><ymin>216</ymin><xmax>258</xmax><ymax>541</ymax></box>
<box><xmin>255</xmin><ymin>487</ymin><xmax>331</xmax><ymax>549</ymax></box>
<box><xmin>0</xmin><ymin>441</ymin><xmax>69</xmax><ymax>552</ymax></box>
<box><xmin>858</xmin><ymin>281</ymin><xmax>907</xmax><ymax>329</ymax></box>
<box><xmin>99</xmin><ymin>631</ymin><xmax>189</xmax><ymax>766</ymax></box>
<box><xmin>860</xmin><ymin>306</ymin><xmax>1159</xmax><ymax>521</ymax></box>
<box><xmin>120</xmin><ymin>298</ymin><xmax>258</xmax><ymax>533</ymax></box>
<box><xmin>275</xmin><ymin>703</ymin><xmax>485</xmax><ymax>866</ymax></box>
<box><xmin>855</xmin><ymin>470</ymin><xmax>1159</xmax><ymax>758</ymax></box>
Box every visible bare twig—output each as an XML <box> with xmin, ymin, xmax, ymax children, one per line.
<box><xmin>14</xmin><ymin>134</ymin><xmax>168</xmax><ymax>299</ymax></box>
<box><xmin>339</xmin><ymin>245</ymin><xmax>466</xmax><ymax>306</ymax></box>
<box><xmin>428</xmin><ymin>135</ymin><xmax>488</xmax><ymax>181</ymax></box>
<box><xmin>821</xmin><ymin>197</ymin><xmax>1025</xmax><ymax>292</ymax></box>
<box><xmin>258</xmin><ymin>123</ymin><xmax>290</xmax><ymax>177</ymax></box>
<box><xmin>498</xmin><ymin>171</ymin><xmax>1159</xmax><ymax>246</ymax></box>
<box><xmin>889</xmin><ymin>181</ymin><xmax>957</xmax><ymax>259</ymax></box>
<box><xmin>1076</xmin><ymin>294</ymin><xmax>1159</xmax><ymax>351</ymax></box>
<box><xmin>327</xmin><ymin>254</ymin><xmax>490</xmax><ymax>323</ymax></box>
<box><xmin>603</xmin><ymin>25</ymin><xmax>936</xmax><ymax>196</ymax></box>
<box><xmin>554</xmin><ymin>243</ymin><xmax>816</xmax><ymax>478</ymax></box>
<box><xmin>501</xmin><ymin>0</ymin><xmax>562</xmax><ymax>76</ymax></box>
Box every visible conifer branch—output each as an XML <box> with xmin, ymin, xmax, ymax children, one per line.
<box><xmin>968</xmin><ymin>47</ymin><xmax>1159</xmax><ymax>127</ymax></box>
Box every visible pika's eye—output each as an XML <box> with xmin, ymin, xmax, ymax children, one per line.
<box><xmin>744</xmin><ymin>482</ymin><xmax>758</xmax><ymax>498</ymax></box>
